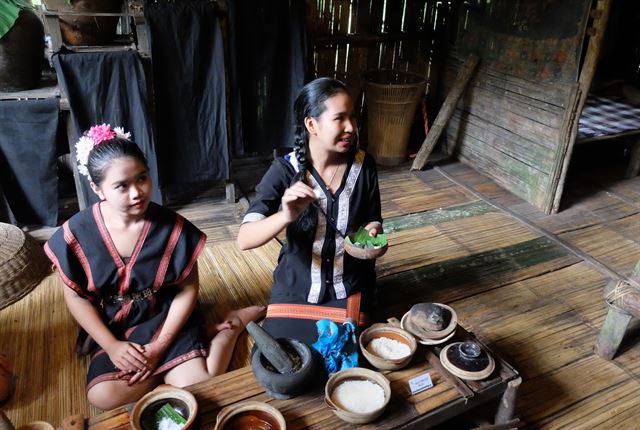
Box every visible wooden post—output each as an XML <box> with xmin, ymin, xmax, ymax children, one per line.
<box><xmin>410</xmin><ymin>53</ymin><xmax>479</xmax><ymax>171</ymax></box>
<box><xmin>494</xmin><ymin>377</ymin><xmax>522</xmax><ymax>424</ymax></box>
<box><xmin>594</xmin><ymin>303</ymin><xmax>633</xmax><ymax>360</ymax></box>
<box><xmin>551</xmin><ymin>0</ymin><xmax>612</xmax><ymax>213</ymax></box>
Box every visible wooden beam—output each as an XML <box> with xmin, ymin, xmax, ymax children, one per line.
<box><xmin>551</xmin><ymin>0</ymin><xmax>613</xmax><ymax>213</ymax></box>
<box><xmin>411</xmin><ymin>54</ymin><xmax>479</xmax><ymax>171</ymax></box>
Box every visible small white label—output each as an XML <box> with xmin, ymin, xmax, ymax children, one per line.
<box><xmin>408</xmin><ymin>372</ymin><xmax>434</xmax><ymax>395</ymax></box>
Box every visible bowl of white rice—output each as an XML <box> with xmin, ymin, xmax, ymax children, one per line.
<box><xmin>359</xmin><ymin>323</ymin><xmax>417</xmax><ymax>370</ymax></box>
<box><xmin>325</xmin><ymin>367</ymin><xmax>391</xmax><ymax>424</ymax></box>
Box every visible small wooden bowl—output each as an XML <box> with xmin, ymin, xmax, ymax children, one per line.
<box><xmin>130</xmin><ymin>385</ymin><xmax>198</xmax><ymax>430</ymax></box>
<box><xmin>325</xmin><ymin>367</ymin><xmax>391</xmax><ymax>424</ymax></box>
<box><xmin>214</xmin><ymin>400</ymin><xmax>286</xmax><ymax>430</ymax></box>
<box><xmin>359</xmin><ymin>323</ymin><xmax>417</xmax><ymax>370</ymax></box>
<box><xmin>344</xmin><ymin>234</ymin><xmax>388</xmax><ymax>260</ymax></box>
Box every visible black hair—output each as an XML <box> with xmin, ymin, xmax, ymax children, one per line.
<box><xmin>87</xmin><ymin>138</ymin><xmax>149</xmax><ymax>185</ymax></box>
<box><xmin>291</xmin><ymin>77</ymin><xmax>352</xmax><ymax>235</ymax></box>
<box><xmin>293</xmin><ymin>77</ymin><xmax>351</xmax><ymax>182</ymax></box>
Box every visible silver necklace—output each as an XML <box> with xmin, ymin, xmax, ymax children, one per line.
<box><xmin>325</xmin><ymin>165</ymin><xmax>340</xmax><ymax>190</ymax></box>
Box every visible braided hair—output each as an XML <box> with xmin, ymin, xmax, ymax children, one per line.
<box><xmin>291</xmin><ymin>78</ymin><xmax>351</xmax><ymax>234</ymax></box>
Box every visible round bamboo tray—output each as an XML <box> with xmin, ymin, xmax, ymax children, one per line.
<box><xmin>0</xmin><ymin>223</ymin><xmax>50</xmax><ymax>310</ymax></box>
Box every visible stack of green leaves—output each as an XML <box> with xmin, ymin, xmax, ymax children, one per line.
<box><xmin>153</xmin><ymin>403</ymin><xmax>187</xmax><ymax>430</ymax></box>
<box><xmin>348</xmin><ymin>226</ymin><xmax>387</xmax><ymax>249</ymax></box>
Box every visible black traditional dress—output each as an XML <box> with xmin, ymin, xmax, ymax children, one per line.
<box><xmin>242</xmin><ymin>149</ymin><xmax>382</xmax><ymax>344</ymax></box>
<box><xmin>45</xmin><ymin>202</ymin><xmax>208</xmax><ymax>390</ymax></box>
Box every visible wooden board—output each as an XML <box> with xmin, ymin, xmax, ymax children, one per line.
<box><xmin>442</xmin><ymin>52</ymin><xmax>580</xmax><ymax>213</ymax></box>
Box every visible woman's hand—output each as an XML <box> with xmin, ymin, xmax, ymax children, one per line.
<box><xmin>364</xmin><ymin>221</ymin><xmax>383</xmax><ymax>237</ymax></box>
<box><xmin>106</xmin><ymin>340</ymin><xmax>147</xmax><ymax>375</ymax></box>
<box><xmin>126</xmin><ymin>341</ymin><xmax>165</xmax><ymax>385</ymax></box>
<box><xmin>281</xmin><ymin>181</ymin><xmax>317</xmax><ymax>223</ymax></box>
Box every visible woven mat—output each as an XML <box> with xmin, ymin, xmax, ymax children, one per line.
<box><xmin>0</xmin><ymin>239</ymin><xmax>280</xmax><ymax>427</ymax></box>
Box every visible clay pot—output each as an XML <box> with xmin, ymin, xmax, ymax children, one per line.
<box><xmin>0</xmin><ymin>9</ymin><xmax>44</xmax><ymax>92</ymax></box>
<box><xmin>44</xmin><ymin>0</ymin><xmax>122</xmax><ymax>46</ymax></box>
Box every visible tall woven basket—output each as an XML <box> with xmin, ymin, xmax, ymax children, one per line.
<box><xmin>365</xmin><ymin>70</ymin><xmax>427</xmax><ymax>165</ymax></box>
<box><xmin>0</xmin><ymin>223</ymin><xmax>50</xmax><ymax>310</ymax></box>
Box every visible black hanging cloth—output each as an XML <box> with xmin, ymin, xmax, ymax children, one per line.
<box><xmin>0</xmin><ymin>98</ymin><xmax>59</xmax><ymax>226</ymax></box>
<box><xmin>228</xmin><ymin>0</ymin><xmax>307</xmax><ymax>155</ymax></box>
<box><xmin>144</xmin><ymin>0</ymin><xmax>229</xmax><ymax>186</ymax></box>
<box><xmin>52</xmin><ymin>49</ymin><xmax>162</xmax><ymax>207</ymax></box>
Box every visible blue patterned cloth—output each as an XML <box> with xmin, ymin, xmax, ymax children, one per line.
<box><xmin>311</xmin><ymin>319</ymin><xmax>358</xmax><ymax>374</ymax></box>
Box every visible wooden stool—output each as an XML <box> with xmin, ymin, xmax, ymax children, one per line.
<box><xmin>594</xmin><ymin>261</ymin><xmax>640</xmax><ymax>359</ymax></box>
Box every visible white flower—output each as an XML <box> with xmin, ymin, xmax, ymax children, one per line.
<box><xmin>75</xmin><ymin>136</ymin><xmax>95</xmax><ymax>166</ymax></box>
<box><xmin>77</xmin><ymin>164</ymin><xmax>90</xmax><ymax>178</ymax></box>
<box><xmin>113</xmin><ymin>126</ymin><xmax>131</xmax><ymax>140</ymax></box>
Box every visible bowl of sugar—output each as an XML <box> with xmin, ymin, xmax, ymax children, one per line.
<box><xmin>359</xmin><ymin>323</ymin><xmax>417</xmax><ymax>370</ymax></box>
<box><xmin>324</xmin><ymin>367</ymin><xmax>391</xmax><ymax>424</ymax></box>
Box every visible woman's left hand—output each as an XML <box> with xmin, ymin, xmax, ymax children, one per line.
<box><xmin>126</xmin><ymin>341</ymin><xmax>165</xmax><ymax>385</ymax></box>
<box><xmin>364</xmin><ymin>222</ymin><xmax>383</xmax><ymax>237</ymax></box>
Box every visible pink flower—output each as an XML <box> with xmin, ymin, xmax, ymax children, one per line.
<box><xmin>87</xmin><ymin>123</ymin><xmax>116</xmax><ymax>146</ymax></box>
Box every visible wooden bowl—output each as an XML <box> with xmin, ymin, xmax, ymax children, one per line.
<box><xmin>325</xmin><ymin>367</ymin><xmax>391</xmax><ymax>424</ymax></box>
<box><xmin>214</xmin><ymin>400</ymin><xmax>286</xmax><ymax>430</ymax></box>
<box><xmin>359</xmin><ymin>323</ymin><xmax>417</xmax><ymax>370</ymax></box>
<box><xmin>344</xmin><ymin>234</ymin><xmax>388</xmax><ymax>260</ymax></box>
<box><xmin>130</xmin><ymin>385</ymin><xmax>198</xmax><ymax>430</ymax></box>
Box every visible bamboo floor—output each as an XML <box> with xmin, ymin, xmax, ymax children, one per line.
<box><xmin>1</xmin><ymin>158</ymin><xmax>639</xmax><ymax>429</ymax></box>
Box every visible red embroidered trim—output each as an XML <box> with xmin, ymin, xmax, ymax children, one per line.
<box><xmin>62</xmin><ymin>222</ymin><xmax>96</xmax><ymax>294</ymax></box>
<box><xmin>154</xmin><ymin>349</ymin><xmax>208</xmax><ymax>375</ymax></box>
<box><xmin>266</xmin><ymin>293</ymin><xmax>367</xmax><ymax>326</ymax></box>
<box><xmin>173</xmin><ymin>231</ymin><xmax>206</xmax><ymax>285</ymax></box>
<box><xmin>44</xmin><ymin>242</ymin><xmax>86</xmax><ymax>297</ymax></box>
<box><xmin>154</xmin><ymin>216</ymin><xmax>184</xmax><ymax>289</ymax></box>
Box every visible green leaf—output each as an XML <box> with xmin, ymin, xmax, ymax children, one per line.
<box><xmin>154</xmin><ymin>403</ymin><xmax>187</xmax><ymax>426</ymax></box>
<box><xmin>349</xmin><ymin>225</ymin><xmax>387</xmax><ymax>248</ymax></box>
<box><xmin>0</xmin><ymin>1</ymin><xmax>34</xmax><ymax>40</ymax></box>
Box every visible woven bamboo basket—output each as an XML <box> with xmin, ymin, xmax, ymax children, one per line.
<box><xmin>364</xmin><ymin>70</ymin><xmax>427</xmax><ymax>165</ymax></box>
<box><xmin>0</xmin><ymin>223</ymin><xmax>50</xmax><ymax>310</ymax></box>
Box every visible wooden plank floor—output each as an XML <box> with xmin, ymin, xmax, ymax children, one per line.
<box><xmin>1</xmin><ymin>159</ymin><xmax>638</xmax><ymax>429</ymax></box>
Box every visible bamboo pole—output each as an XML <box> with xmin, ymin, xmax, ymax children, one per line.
<box><xmin>411</xmin><ymin>53</ymin><xmax>479</xmax><ymax>171</ymax></box>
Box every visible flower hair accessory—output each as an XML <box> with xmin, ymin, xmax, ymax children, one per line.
<box><xmin>75</xmin><ymin>123</ymin><xmax>131</xmax><ymax>179</ymax></box>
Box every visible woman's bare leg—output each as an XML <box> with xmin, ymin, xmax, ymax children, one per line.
<box><xmin>164</xmin><ymin>306</ymin><xmax>266</xmax><ymax>386</ymax></box>
<box><xmin>87</xmin><ymin>376</ymin><xmax>162</xmax><ymax>410</ymax></box>
<box><xmin>206</xmin><ymin>306</ymin><xmax>266</xmax><ymax>375</ymax></box>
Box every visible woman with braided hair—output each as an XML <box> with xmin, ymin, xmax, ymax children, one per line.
<box><xmin>238</xmin><ymin>77</ymin><xmax>383</xmax><ymax>344</ymax></box>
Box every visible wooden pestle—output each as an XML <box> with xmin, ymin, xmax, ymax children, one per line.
<box><xmin>246</xmin><ymin>321</ymin><xmax>295</xmax><ymax>374</ymax></box>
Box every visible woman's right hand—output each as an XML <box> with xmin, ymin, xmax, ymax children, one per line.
<box><xmin>106</xmin><ymin>340</ymin><xmax>148</xmax><ymax>374</ymax></box>
<box><xmin>281</xmin><ymin>181</ymin><xmax>317</xmax><ymax>223</ymax></box>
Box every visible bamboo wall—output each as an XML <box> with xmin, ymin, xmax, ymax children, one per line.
<box><xmin>306</xmin><ymin>0</ymin><xmax>457</xmax><ymax>103</ymax></box>
<box><xmin>442</xmin><ymin>0</ymin><xmax>593</xmax><ymax>214</ymax></box>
